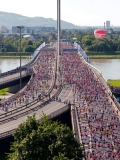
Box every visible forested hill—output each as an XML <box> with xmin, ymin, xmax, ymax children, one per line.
<box><xmin>0</xmin><ymin>11</ymin><xmax>79</xmax><ymax>29</ymax></box>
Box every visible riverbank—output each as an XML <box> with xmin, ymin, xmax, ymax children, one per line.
<box><xmin>0</xmin><ymin>54</ymin><xmax>120</xmax><ymax>59</ymax></box>
<box><xmin>1</xmin><ymin>55</ymin><xmax>120</xmax><ymax>59</ymax></box>
<box><xmin>0</xmin><ymin>56</ymin><xmax>31</xmax><ymax>59</ymax></box>
<box><xmin>89</xmin><ymin>55</ymin><xmax>120</xmax><ymax>59</ymax></box>
<box><xmin>0</xmin><ymin>88</ymin><xmax>14</xmax><ymax>100</ymax></box>
<box><xmin>0</xmin><ymin>52</ymin><xmax>32</xmax><ymax>59</ymax></box>
<box><xmin>108</xmin><ymin>79</ymin><xmax>120</xmax><ymax>87</ymax></box>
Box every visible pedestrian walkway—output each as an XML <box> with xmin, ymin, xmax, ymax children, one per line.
<box><xmin>60</xmin><ymin>42</ymin><xmax>120</xmax><ymax>160</ymax></box>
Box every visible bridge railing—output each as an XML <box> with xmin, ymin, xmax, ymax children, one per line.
<box><xmin>0</xmin><ymin>67</ymin><xmax>27</xmax><ymax>78</ymax></box>
<box><xmin>88</xmin><ymin>64</ymin><xmax>120</xmax><ymax>110</ymax></box>
<box><xmin>74</xmin><ymin>42</ymin><xmax>88</xmax><ymax>62</ymax></box>
<box><xmin>0</xmin><ymin>70</ymin><xmax>31</xmax><ymax>85</ymax></box>
<box><xmin>78</xmin><ymin>51</ymin><xmax>120</xmax><ymax>111</ymax></box>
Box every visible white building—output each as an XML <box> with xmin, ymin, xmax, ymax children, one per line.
<box><xmin>106</xmin><ymin>21</ymin><xmax>110</xmax><ymax>30</ymax></box>
<box><xmin>23</xmin><ymin>35</ymin><xmax>35</xmax><ymax>41</ymax></box>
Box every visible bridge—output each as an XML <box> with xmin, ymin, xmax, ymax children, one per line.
<box><xmin>0</xmin><ymin>41</ymin><xmax>120</xmax><ymax>159</ymax></box>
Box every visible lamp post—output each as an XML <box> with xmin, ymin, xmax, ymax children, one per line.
<box><xmin>57</xmin><ymin>0</ymin><xmax>61</xmax><ymax>80</ymax></box>
<box><xmin>17</xmin><ymin>26</ymin><xmax>24</xmax><ymax>90</ymax></box>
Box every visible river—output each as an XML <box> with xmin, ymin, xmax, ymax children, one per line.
<box><xmin>90</xmin><ymin>59</ymin><xmax>120</xmax><ymax>80</ymax></box>
<box><xmin>0</xmin><ymin>58</ymin><xmax>120</xmax><ymax>80</ymax></box>
<box><xmin>0</xmin><ymin>58</ymin><xmax>30</xmax><ymax>73</ymax></box>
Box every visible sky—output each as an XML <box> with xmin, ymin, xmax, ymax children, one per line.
<box><xmin>0</xmin><ymin>0</ymin><xmax>120</xmax><ymax>26</ymax></box>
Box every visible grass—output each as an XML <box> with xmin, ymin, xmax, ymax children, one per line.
<box><xmin>0</xmin><ymin>56</ymin><xmax>29</xmax><ymax>59</ymax></box>
<box><xmin>0</xmin><ymin>88</ymin><xmax>9</xmax><ymax>95</ymax></box>
<box><xmin>108</xmin><ymin>80</ymin><xmax>120</xmax><ymax>87</ymax></box>
<box><xmin>89</xmin><ymin>55</ymin><xmax>120</xmax><ymax>59</ymax></box>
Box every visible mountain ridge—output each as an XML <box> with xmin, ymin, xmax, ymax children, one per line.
<box><xmin>0</xmin><ymin>11</ymin><xmax>80</xmax><ymax>29</ymax></box>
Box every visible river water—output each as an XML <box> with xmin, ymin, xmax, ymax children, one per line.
<box><xmin>0</xmin><ymin>58</ymin><xmax>30</xmax><ymax>73</ymax></box>
<box><xmin>90</xmin><ymin>59</ymin><xmax>120</xmax><ymax>80</ymax></box>
<box><xmin>0</xmin><ymin>58</ymin><xmax>120</xmax><ymax>80</ymax></box>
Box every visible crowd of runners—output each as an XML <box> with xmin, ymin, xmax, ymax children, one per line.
<box><xmin>0</xmin><ymin>50</ymin><xmax>55</xmax><ymax>114</ymax></box>
<box><xmin>0</xmin><ymin>41</ymin><xmax>120</xmax><ymax>159</ymax></box>
<box><xmin>61</xmin><ymin>42</ymin><xmax>120</xmax><ymax>160</ymax></box>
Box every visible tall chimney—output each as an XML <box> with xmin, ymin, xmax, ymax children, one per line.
<box><xmin>104</xmin><ymin>22</ymin><xmax>105</xmax><ymax>30</ymax></box>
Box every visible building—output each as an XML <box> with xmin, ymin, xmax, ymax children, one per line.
<box><xmin>12</xmin><ymin>26</ymin><xmax>56</xmax><ymax>34</ymax></box>
<box><xmin>23</xmin><ymin>35</ymin><xmax>35</xmax><ymax>41</ymax></box>
<box><xmin>1</xmin><ymin>26</ymin><xmax>9</xmax><ymax>34</ymax></box>
<box><xmin>12</xmin><ymin>26</ymin><xmax>25</xmax><ymax>34</ymax></box>
<box><xmin>106</xmin><ymin>21</ymin><xmax>110</xmax><ymax>31</ymax></box>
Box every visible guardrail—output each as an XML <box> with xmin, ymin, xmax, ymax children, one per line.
<box><xmin>74</xmin><ymin>105</ymin><xmax>86</xmax><ymax>160</ymax></box>
<box><xmin>0</xmin><ymin>67</ymin><xmax>27</xmax><ymax>78</ymax></box>
<box><xmin>88</xmin><ymin>64</ymin><xmax>120</xmax><ymax>110</ymax></box>
<box><xmin>0</xmin><ymin>70</ymin><xmax>31</xmax><ymax>85</ymax></box>
<box><xmin>78</xmin><ymin>51</ymin><xmax>120</xmax><ymax>111</ymax></box>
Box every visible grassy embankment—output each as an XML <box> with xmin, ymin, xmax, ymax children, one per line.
<box><xmin>89</xmin><ymin>55</ymin><xmax>120</xmax><ymax>59</ymax></box>
<box><xmin>87</xmin><ymin>51</ymin><xmax>120</xmax><ymax>59</ymax></box>
<box><xmin>0</xmin><ymin>56</ymin><xmax>29</xmax><ymax>59</ymax></box>
<box><xmin>108</xmin><ymin>80</ymin><xmax>120</xmax><ymax>87</ymax></box>
<box><xmin>0</xmin><ymin>88</ymin><xmax>9</xmax><ymax>96</ymax></box>
<box><xmin>0</xmin><ymin>52</ymin><xmax>32</xmax><ymax>59</ymax></box>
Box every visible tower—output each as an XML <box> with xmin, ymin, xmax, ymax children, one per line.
<box><xmin>104</xmin><ymin>22</ymin><xmax>105</xmax><ymax>30</ymax></box>
<box><xmin>106</xmin><ymin>21</ymin><xmax>110</xmax><ymax>31</ymax></box>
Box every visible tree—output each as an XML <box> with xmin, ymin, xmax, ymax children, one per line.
<box><xmin>0</xmin><ymin>48</ymin><xmax>6</xmax><ymax>52</ymax></box>
<box><xmin>27</xmin><ymin>40</ymin><xmax>33</xmax><ymax>45</ymax></box>
<box><xmin>7</xmin><ymin>114</ymin><xmax>84</xmax><ymax>160</ymax></box>
<box><xmin>5</xmin><ymin>44</ymin><xmax>17</xmax><ymax>52</ymax></box>
<box><xmin>24</xmin><ymin>46</ymin><xmax>35</xmax><ymax>52</ymax></box>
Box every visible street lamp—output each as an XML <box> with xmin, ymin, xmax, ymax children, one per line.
<box><xmin>17</xmin><ymin>26</ymin><xmax>24</xmax><ymax>90</ymax></box>
<box><xmin>57</xmin><ymin>0</ymin><xmax>61</xmax><ymax>80</ymax></box>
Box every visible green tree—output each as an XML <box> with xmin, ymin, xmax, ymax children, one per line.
<box><xmin>5</xmin><ymin>44</ymin><xmax>17</xmax><ymax>52</ymax></box>
<box><xmin>48</xmin><ymin>33</ymin><xmax>56</xmax><ymax>41</ymax></box>
<box><xmin>81</xmin><ymin>35</ymin><xmax>95</xmax><ymax>46</ymax></box>
<box><xmin>7</xmin><ymin>114</ymin><xmax>84</xmax><ymax>160</ymax></box>
<box><xmin>24</xmin><ymin>46</ymin><xmax>35</xmax><ymax>52</ymax></box>
<box><xmin>0</xmin><ymin>48</ymin><xmax>6</xmax><ymax>52</ymax></box>
<box><xmin>27</xmin><ymin>40</ymin><xmax>33</xmax><ymax>45</ymax></box>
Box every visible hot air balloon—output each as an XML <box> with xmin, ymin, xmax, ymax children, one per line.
<box><xmin>94</xmin><ymin>29</ymin><xmax>106</xmax><ymax>38</ymax></box>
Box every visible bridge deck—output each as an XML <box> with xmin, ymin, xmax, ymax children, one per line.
<box><xmin>0</xmin><ymin>42</ymin><xmax>120</xmax><ymax>159</ymax></box>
